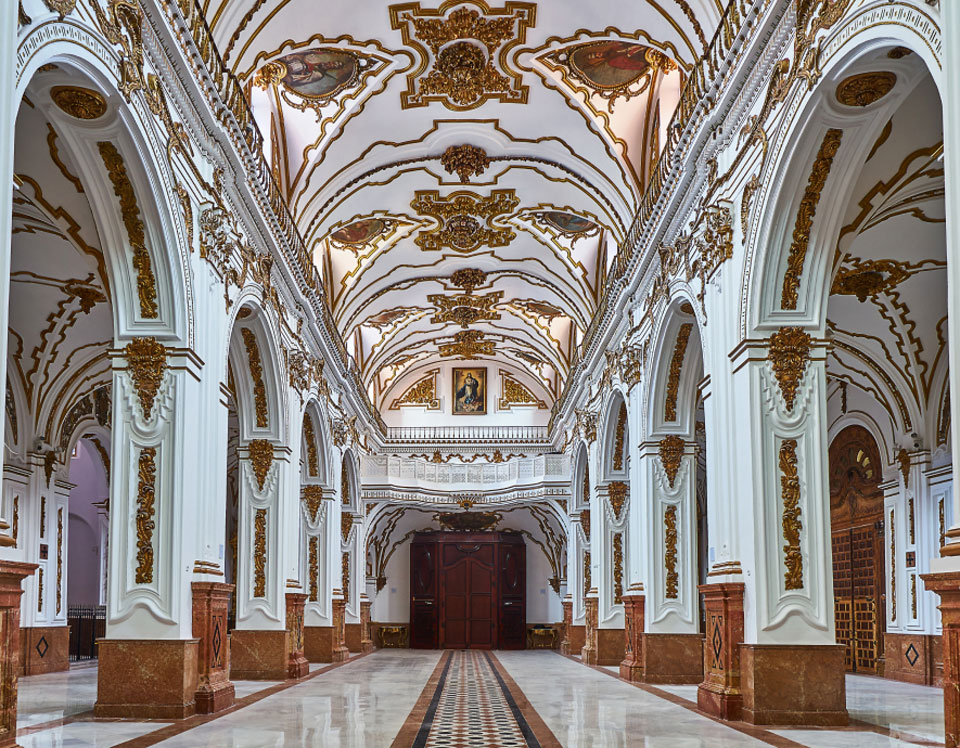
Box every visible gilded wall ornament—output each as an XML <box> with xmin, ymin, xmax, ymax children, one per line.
<box><xmin>658</xmin><ymin>435</ymin><xmax>684</xmax><ymax>489</ymax></box>
<box><xmin>664</xmin><ymin>324</ymin><xmax>692</xmax><ymax>422</ymax></box>
<box><xmin>440</xmin><ymin>330</ymin><xmax>496</xmax><ymax>358</ymax></box>
<box><xmin>341</xmin><ymin>512</ymin><xmax>353</xmax><ymax>543</ymax></box>
<box><xmin>664</xmin><ymin>505</ymin><xmax>679</xmax><ymax>599</ymax></box>
<box><xmin>450</xmin><ymin>267</ymin><xmax>487</xmax><ymax>293</ymax></box>
<box><xmin>135</xmin><ymin>447</ymin><xmax>157</xmax><ymax>584</ymax></box>
<box><xmin>613</xmin><ymin>533</ymin><xmax>624</xmax><ymax>604</ymax></box>
<box><xmin>248</xmin><ymin>439</ymin><xmax>274</xmax><ymax>491</ymax></box>
<box><xmin>836</xmin><ymin>72</ymin><xmax>897</xmax><ymax>107</ymax></box>
<box><xmin>583</xmin><ymin>550</ymin><xmax>591</xmax><ymax>604</ymax></box>
<box><xmin>613</xmin><ymin>402</ymin><xmax>627</xmax><ymax>471</ymax></box>
<box><xmin>309</xmin><ymin>536</ymin><xmax>319</xmax><ymax>602</ymax></box>
<box><xmin>780</xmin><ymin>439</ymin><xmax>803</xmax><ymax>590</ymax></box>
<box><xmin>44</xmin><ymin>452</ymin><xmax>58</xmax><ymax>487</ymax></box>
<box><xmin>831</xmin><ymin>262</ymin><xmax>907</xmax><ymax>302</ymax></box>
<box><xmin>56</xmin><ymin>507</ymin><xmax>63</xmax><ymax>613</ymax></box>
<box><xmin>390</xmin><ymin>370</ymin><xmax>441</xmax><ymax>408</ymax></box>
<box><xmin>5</xmin><ymin>382</ymin><xmax>17</xmax><ymax>445</ymax></box>
<box><xmin>498</xmin><ymin>375</ymin><xmax>545</xmax><ymax>409</ymax></box>
<box><xmin>608</xmin><ymin>481</ymin><xmax>628</xmax><ymax>521</ymax></box>
<box><xmin>897</xmin><ymin>448</ymin><xmax>910</xmax><ymax>489</ymax></box>
<box><xmin>124</xmin><ymin>337</ymin><xmax>168</xmax><ymax>420</ymax></box>
<box><xmin>43</xmin><ymin>0</ymin><xmax>77</xmax><ymax>20</ymax></box>
<box><xmin>303</xmin><ymin>485</ymin><xmax>324</xmax><ymax>522</ymax></box>
<box><xmin>240</xmin><ymin>328</ymin><xmax>269</xmax><ymax>428</ymax></box>
<box><xmin>441</xmin><ymin>144</ymin><xmax>490</xmax><ymax>182</ymax></box>
<box><xmin>909</xmin><ymin>497</ymin><xmax>916</xmax><ymax>544</ymax></box>
<box><xmin>91</xmin><ymin>0</ymin><xmax>145</xmax><ymax>100</ymax></box>
<box><xmin>50</xmin><ymin>86</ymin><xmax>107</xmax><ymax>119</ymax></box>
<box><xmin>342</xmin><ymin>552</ymin><xmax>351</xmax><ymax>604</ymax></box>
<box><xmin>36</xmin><ymin>569</ymin><xmax>43</xmax><ymax>613</ymax></box>
<box><xmin>576</xmin><ymin>409</ymin><xmax>598</xmax><ymax>443</ymax></box>
<box><xmin>781</xmin><ymin>129</ymin><xmax>843</xmax><ymax>310</ymax></box>
<box><xmin>254</xmin><ymin>509</ymin><xmax>267</xmax><ymax>597</ymax></box>
<box><xmin>620</xmin><ymin>345</ymin><xmax>644</xmax><ymax>390</ymax></box>
<box><xmin>890</xmin><ymin>508</ymin><xmax>896</xmax><ymax>617</ymax></box>
<box><xmin>768</xmin><ymin>326</ymin><xmax>812</xmax><ymax>412</ymax></box>
<box><xmin>97</xmin><ymin>142</ymin><xmax>159</xmax><ymax>318</ymax></box>
<box><xmin>389</xmin><ymin>1</ymin><xmax>535</xmax><ymax>110</ymax></box>
<box><xmin>303</xmin><ymin>413</ymin><xmax>319</xmax><ymax>477</ymax></box>
<box><xmin>413</xmin><ymin>190</ymin><xmax>518</xmax><ymax>252</ymax></box>
<box><xmin>12</xmin><ymin>497</ymin><xmax>18</xmax><ymax>547</ymax></box>
<box><xmin>428</xmin><ymin>290</ymin><xmax>503</xmax><ymax>327</ymax></box>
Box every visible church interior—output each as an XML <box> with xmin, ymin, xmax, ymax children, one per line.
<box><xmin>1</xmin><ymin>0</ymin><xmax>958</xmax><ymax>746</ymax></box>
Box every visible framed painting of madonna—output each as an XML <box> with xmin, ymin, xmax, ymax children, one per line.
<box><xmin>452</xmin><ymin>368</ymin><xmax>486</xmax><ymax>415</ymax></box>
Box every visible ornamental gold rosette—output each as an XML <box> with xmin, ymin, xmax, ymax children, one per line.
<box><xmin>767</xmin><ymin>326</ymin><xmax>812</xmax><ymax>412</ymax></box>
<box><xmin>412</xmin><ymin>189</ymin><xmax>518</xmax><ymax>252</ymax></box>
<box><xmin>124</xmin><ymin>337</ymin><xmax>168</xmax><ymax>420</ymax></box>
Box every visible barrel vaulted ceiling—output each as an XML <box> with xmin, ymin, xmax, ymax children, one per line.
<box><xmin>201</xmin><ymin>0</ymin><xmax>725</xmax><ymax>412</ymax></box>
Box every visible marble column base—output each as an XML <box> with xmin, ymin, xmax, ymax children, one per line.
<box><xmin>561</xmin><ymin>625</ymin><xmax>585</xmax><ymax>655</ymax></box>
<box><xmin>620</xmin><ymin>594</ymin><xmax>643</xmax><ymax>681</ymax></box>
<box><xmin>596</xmin><ymin>628</ymin><xmax>625</xmax><ymax>667</ymax></box>
<box><xmin>697</xmin><ymin>582</ymin><xmax>744</xmax><ymax>721</ymax></box>
<box><xmin>95</xmin><ymin>639</ymin><xmax>199</xmax><ymax>719</ymax></box>
<box><xmin>345</xmin><ymin>622</ymin><xmax>362</xmax><ymax>653</ymax></box>
<box><xmin>331</xmin><ymin>599</ymin><xmax>349</xmax><ymax>663</ymax></box>
<box><xmin>285</xmin><ymin>594</ymin><xmax>309</xmax><ymax>679</ymax></box>
<box><xmin>229</xmin><ymin>630</ymin><xmax>289</xmax><ymax>680</ymax></box>
<box><xmin>191</xmin><ymin>582</ymin><xmax>235</xmax><ymax>714</ymax></box>
<box><xmin>304</xmin><ymin>626</ymin><xmax>335</xmax><ymax>662</ymax></box>
<box><xmin>0</xmin><ymin>560</ymin><xmax>37</xmax><ymax>748</ymax></box>
<box><xmin>360</xmin><ymin>601</ymin><xmax>374</xmax><ymax>653</ymax></box>
<box><xmin>19</xmin><ymin>625</ymin><xmax>69</xmax><ymax>675</ymax></box>
<box><xmin>638</xmin><ymin>633</ymin><xmax>704</xmax><ymax>684</ymax></box>
<box><xmin>885</xmin><ymin>631</ymin><xmax>942</xmax><ymax>686</ymax></box>
<box><xmin>740</xmin><ymin>644</ymin><xmax>848</xmax><ymax>726</ymax></box>
<box><xmin>581</xmin><ymin>598</ymin><xmax>599</xmax><ymax>664</ymax></box>
<box><xmin>921</xmin><ymin>570</ymin><xmax>960</xmax><ymax>748</ymax></box>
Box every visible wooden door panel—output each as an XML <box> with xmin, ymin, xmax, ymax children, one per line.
<box><xmin>410</xmin><ymin>540</ymin><xmax>438</xmax><ymax>649</ymax></box>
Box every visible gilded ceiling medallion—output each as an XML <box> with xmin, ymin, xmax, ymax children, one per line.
<box><xmin>441</xmin><ymin>144</ymin><xmax>490</xmax><ymax>182</ymax></box>
<box><xmin>536</xmin><ymin>211</ymin><xmax>598</xmax><ymax>237</ymax></box>
<box><xmin>412</xmin><ymin>189</ymin><xmax>518</xmax><ymax>252</ymax></box>
<box><xmin>435</xmin><ymin>511</ymin><xmax>501</xmax><ymax>531</ymax></box>
<box><xmin>439</xmin><ymin>329</ymin><xmax>495</xmax><ymax>357</ymax></box>
<box><xmin>389</xmin><ymin>1</ymin><xmax>535</xmax><ymax>110</ymax></box>
<box><xmin>831</xmin><ymin>259</ymin><xmax>909</xmax><ymax>302</ymax></box>
<box><xmin>450</xmin><ymin>267</ymin><xmax>487</xmax><ymax>293</ymax></box>
<box><xmin>428</xmin><ymin>290</ymin><xmax>503</xmax><ymax>327</ymax></box>
<box><xmin>50</xmin><ymin>86</ymin><xmax>108</xmax><ymax>120</ymax></box>
<box><xmin>836</xmin><ymin>72</ymin><xmax>897</xmax><ymax>107</ymax></box>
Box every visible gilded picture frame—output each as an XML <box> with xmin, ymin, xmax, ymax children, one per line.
<box><xmin>452</xmin><ymin>367</ymin><xmax>486</xmax><ymax>415</ymax></box>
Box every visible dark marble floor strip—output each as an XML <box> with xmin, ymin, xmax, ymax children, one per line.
<box><xmin>390</xmin><ymin>651</ymin><xmax>451</xmax><ymax>748</ymax></box>
<box><xmin>486</xmin><ymin>652</ymin><xmax>563</xmax><ymax>748</ymax></box>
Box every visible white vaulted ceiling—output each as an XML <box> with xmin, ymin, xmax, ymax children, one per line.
<box><xmin>199</xmin><ymin>0</ymin><xmax>725</xmax><ymax>414</ymax></box>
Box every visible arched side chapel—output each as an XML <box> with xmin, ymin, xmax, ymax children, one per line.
<box><xmin>1</xmin><ymin>0</ymin><xmax>960</xmax><ymax>744</ymax></box>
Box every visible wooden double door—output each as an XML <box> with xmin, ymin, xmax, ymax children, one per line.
<box><xmin>410</xmin><ymin>531</ymin><xmax>525</xmax><ymax>650</ymax></box>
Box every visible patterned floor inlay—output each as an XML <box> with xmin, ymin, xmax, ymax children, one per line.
<box><xmin>411</xmin><ymin>651</ymin><xmax>540</xmax><ymax>748</ymax></box>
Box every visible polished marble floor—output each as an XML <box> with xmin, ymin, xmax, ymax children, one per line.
<box><xmin>13</xmin><ymin>651</ymin><xmax>946</xmax><ymax>747</ymax></box>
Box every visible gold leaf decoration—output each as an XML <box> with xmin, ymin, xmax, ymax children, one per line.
<box><xmin>390</xmin><ymin>371</ymin><xmax>440</xmax><ymax>409</ymax></box>
<box><xmin>441</xmin><ymin>144</ymin><xmax>490</xmax><ymax>182</ymax></box>
<box><xmin>580</xmin><ymin>508</ymin><xmax>591</xmax><ymax>542</ymax></box>
<box><xmin>254</xmin><ymin>508</ymin><xmax>267</xmax><ymax>597</ymax></box>
<box><xmin>248</xmin><ymin>439</ymin><xmax>274</xmax><ymax>491</ymax></box>
<box><xmin>613</xmin><ymin>533</ymin><xmax>624</xmax><ymax>604</ymax></box>
<box><xmin>309</xmin><ymin>536</ymin><xmax>319</xmax><ymax>602</ymax></box>
<box><xmin>576</xmin><ymin>409</ymin><xmax>598</xmax><ymax>443</ymax></box>
<box><xmin>413</xmin><ymin>190</ymin><xmax>518</xmax><ymax>252</ymax></box>
<box><xmin>124</xmin><ymin>337</ymin><xmax>167</xmax><ymax>419</ymax></box>
<box><xmin>608</xmin><ymin>481</ymin><xmax>628</xmax><ymax>522</ymax></box>
<box><xmin>342</xmin><ymin>552</ymin><xmax>350</xmax><ymax>604</ymax></box>
<box><xmin>781</xmin><ymin>129</ymin><xmax>843</xmax><ymax>309</ymax></box>
<box><xmin>664</xmin><ymin>505</ymin><xmax>679</xmax><ymax>599</ymax></box>
<box><xmin>57</xmin><ymin>507</ymin><xmax>63</xmax><ymax>613</ymax></box>
<box><xmin>897</xmin><ymin>448</ymin><xmax>910</xmax><ymax>489</ymax></box>
<box><xmin>303</xmin><ymin>485</ymin><xmax>323</xmax><ymax>522</ymax></box>
<box><xmin>241</xmin><ymin>328</ymin><xmax>269</xmax><ymax>428</ymax></box>
<box><xmin>613</xmin><ymin>402</ymin><xmax>627</xmax><ymax>470</ymax></box>
<box><xmin>135</xmin><ymin>447</ymin><xmax>157</xmax><ymax>584</ymax></box>
<box><xmin>389</xmin><ymin>2</ymin><xmax>535</xmax><ymax>110</ymax></box>
<box><xmin>768</xmin><ymin>327</ymin><xmax>812</xmax><ymax>412</ymax></box>
<box><xmin>97</xmin><ymin>142</ymin><xmax>158</xmax><ymax>318</ymax></box>
<box><xmin>303</xmin><ymin>413</ymin><xmax>319</xmax><ymax>477</ymax></box>
<box><xmin>836</xmin><ymin>72</ymin><xmax>896</xmax><ymax>107</ymax></box>
<box><xmin>890</xmin><ymin>508</ymin><xmax>896</xmax><ymax>618</ymax></box>
<box><xmin>780</xmin><ymin>439</ymin><xmax>803</xmax><ymax>590</ymax></box>
<box><xmin>499</xmin><ymin>375</ymin><xmax>546</xmax><ymax>409</ymax></box>
<box><xmin>428</xmin><ymin>290</ymin><xmax>503</xmax><ymax>327</ymax></box>
<box><xmin>658</xmin><ymin>435</ymin><xmax>685</xmax><ymax>488</ymax></box>
<box><xmin>50</xmin><ymin>86</ymin><xmax>107</xmax><ymax>119</ymax></box>
<box><xmin>664</xmin><ymin>324</ymin><xmax>692</xmax><ymax>421</ymax></box>
<box><xmin>341</xmin><ymin>512</ymin><xmax>353</xmax><ymax>543</ymax></box>
<box><xmin>439</xmin><ymin>330</ymin><xmax>496</xmax><ymax>358</ymax></box>
<box><xmin>450</xmin><ymin>267</ymin><xmax>487</xmax><ymax>293</ymax></box>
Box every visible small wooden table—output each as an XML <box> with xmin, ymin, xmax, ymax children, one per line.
<box><xmin>378</xmin><ymin>625</ymin><xmax>408</xmax><ymax>648</ymax></box>
<box><xmin>528</xmin><ymin>627</ymin><xmax>558</xmax><ymax>649</ymax></box>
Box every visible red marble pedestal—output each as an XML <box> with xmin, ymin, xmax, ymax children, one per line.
<box><xmin>331</xmin><ymin>599</ymin><xmax>349</xmax><ymax>663</ymax></box>
<box><xmin>360</xmin><ymin>600</ymin><xmax>374</xmax><ymax>653</ymax></box>
<box><xmin>304</xmin><ymin>626</ymin><xmax>336</xmax><ymax>662</ymax></box>
<box><xmin>230</xmin><ymin>630</ymin><xmax>289</xmax><ymax>680</ymax></box>
<box><xmin>0</xmin><ymin>561</ymin><xmax>37</xmax><ymax>748</ymax></box>
<box><xmin>286</xmin><ymin>593</ymin><xmax>309</xmax><ymax>679</ymax></box>
<box><xmin>620</xmin><ymin>593</ymin><xmax>644</xmax><ymax>680</ymax></box>
<box><xmin>922</xmin><ymin>571</ymin><xmax>960</xmax><ymax>747</ymax></box>
<box><xmin>191</xmin><ymin>582</ymin><xmax>235</xmax><ymax>714</ymax></box>
<box><xmin>95</xmin><ymin>639</ymin><xmax>199</xmax><ymax>718</ymax></box>
<box><xmin>20</xmin><ymin>625</ymin><xmax>69</xmax><ymax>675</ymax></box>
<box><xmin>581</xmin><ymin>597</ymin><xmax>599</xmax><ymax>665</ymax></box>
<box><xmin>697</xmin><ymin>582</ymin><xmax>744</xmax><ymax>720</ymax></box>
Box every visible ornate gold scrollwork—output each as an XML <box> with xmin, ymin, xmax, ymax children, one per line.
<box><xmin>664</xmin><ymin>324</ymin><xmax>692</xmax><ymax>422</ymax></box>
<box><xmin>613</xmin><ymin>402</ymin><xmax>627</xmax><ymax>471</ymax></box>
<box><xmin>768</xmin><ymin>327</ymin><xmax>812</xmax><ymax>412</ymax></box>
<box><xmin>309</xmin><ymin>536</ymin><xmax>319</xmax><ymax>602</ymax></box>
<box><xmin>303</xmin><ymin>413</ymin><xmax>319</xmax><ymax>477</ymax></box>
<box><xmin>897</xmin><ymin>448</ymin><xmax>910</xmax><ymax>489</ymax></box>
<box><xmin>248</xmin><ymin>439</ymin><xmax>274</xmax><ymax>491</ymax></box>
<box><xmin>576</xmin><ymin>409</ymin><xmax>598</xmax><ymax>443</ymax></box>
<box><xmin>240</xmin><ymin>328</ymin><xmax>269</xmax><ymax>428</ymax></box>
<box><xmin>440</xmin><ymin>330</ymin><xmax>495</xmax><ymax>358</ymax></box>
<box><xmin>781</xmin><ymin>129</ymin><xmax>843</xmax><ymax>310</ymax></box>
<box><xmin>413</xmin><ymin>190</ymin><xmax>518</xmax><ymax>252</ymax></box>
<box><xmin>428</xmin><ymin>290</ymin><xmax>503</xmax><ymax>327</ymax></box>
<box><xmin>342</xmin><ymin>552</ymin><xmax>351</xmax><ymax>604</ymax></box>
<box><xmin>254</xmin><ymin>509</ymin><xmax>267</xmax><ymax>597</ymax></box>
<box><xmin>341</xmin><ymin>512</ymin><xmax>353</xmax><ymax>543</ymax></box>
<box><xmin>390</xmin><ymin>371</ymin><xmax>440</xmax><ymax>408</ymax></box>
<box><xmin>124</xmin><ymin>337</ymin><xmax>167</xmax><ymax>420</ymax></box>
<box><xmin>658</xmin><ymin>435</ymin><xmax>685</xmax><ymax>489</ymax></box>
<box><xmin>780</xmin><ymin>439</ymin><xmax>803</xmax><ymax>590</ymax></box>
<box><xmin>441</xmin><ymin>144</ymin><xmax>490</xmax><ymax>182</ymax></box>
<box><xmin>608</xmin><ymin>481</ymin><xmax>628</xmax><ymax>521</ymax></box>
<box><xmin>303</xmin><ymin>485</ymin><xmax>324</xmax><ymax>522</ymax></box>
<box><xmin>50</xmin><ymin>86</ymin><xmax>107</xmax><ymax>119</ymax></box>
<box><xmin>664</xmin><ymin>505</ymin><xmax>678</xmax><ymax>599</ymax></box>
<box><xmin>57</xmin><ymin>508</ymin><xmax>63</xmax><ymax>613</ymax></box>
<box><xmin>135</xmin><ymin>447</ymin><xmax>157</xmax><ymax>584</ymax></box>
<box><xmin>613</xmin><ymin>533</ymin><xmax>624</xmax><ymax>604</ymax></box>
<box><xmin>499</xmin><ymin>375</ymin><xmax>545</xmax><ymax>409</ymax></box>
<box><xmin>835</xmin><ymin>72</ymin><xmax>896</xmax><ymax>107</ymax></box>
